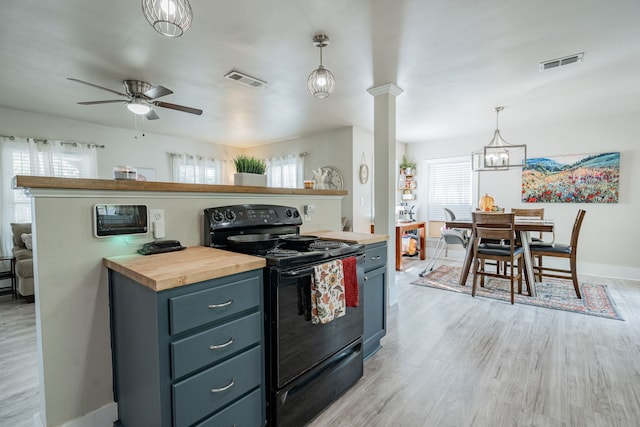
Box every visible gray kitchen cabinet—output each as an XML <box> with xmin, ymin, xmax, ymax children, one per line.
<box><xmin>108</xmin><ymin>269</ymin><xmax>265</xmax><ymax>427</ymax></box>
<box><xmin>363</xmin><ymin>241</ymin><xmax>387</xmax><ymax>359</ymax></box>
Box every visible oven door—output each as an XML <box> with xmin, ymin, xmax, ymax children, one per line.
<box><xmin>269</xmin><ymin>253</ymin><xmax>364</xmax><ymax>389</ymax></box>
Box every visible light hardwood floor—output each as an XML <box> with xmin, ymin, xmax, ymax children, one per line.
<box><xmin>1</xmin><ymin>258</ymin><xmax>639</xmax><ymax>427</ymax></box>
<box><xmin>0</xmin><ymin>294</ymin><xmax>38</xmax><ymax>427</ymax></box>
<box><xmin>309</xmin><ymin>257</ymin><xmax>640</xmax><ymax>427</ymax></box>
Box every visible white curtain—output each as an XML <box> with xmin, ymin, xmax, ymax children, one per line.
<box><xmin>0</xmin><ymin>136</ymin><xmax>99</xmax><ymax>256</ymax></box>
<box><xmin>267</xmin><ymin>154</ymin><xmax>304</xmax><ymax>188</ymax></box>
<box><xmin>170</xmin><ymin>153</ymin><xmax>223</xmax><ymax>184</ymax></box>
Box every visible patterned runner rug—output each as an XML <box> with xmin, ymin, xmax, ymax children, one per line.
<box><xmin>412</xmin><ymin>265</ymin><xmax>623</xmax><ymax>320</ymax></box>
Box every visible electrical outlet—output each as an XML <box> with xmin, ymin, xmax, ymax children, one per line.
<box><xmin>150</xmin><ymin>209</ymin><xmax>164</xmax><ymax>223</ymax></box>
<box><xmin>150</xmin><ymin>209</ymin><xmax>165</xmax><ymax>238</ymax></box>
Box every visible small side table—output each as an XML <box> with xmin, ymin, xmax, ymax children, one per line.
<box><xmin>0</xmin><ymin>256</ymin><xmax>16</xmax><ymax>298</ymax></box>
<box><xmin>395</xmin><ymin>221</ymin><xmax>427</xmax><ymax>270</ymax></box>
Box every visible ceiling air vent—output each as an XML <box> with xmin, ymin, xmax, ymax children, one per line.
<box><xmin>539</xmin><ymin>53</ymin><xmax>584</xmax><ymax>71</ymax></box>
<box><xmin>224</xmin><ymin>70</ymin><xmax>267</xmax><ymax>88</ymax></box>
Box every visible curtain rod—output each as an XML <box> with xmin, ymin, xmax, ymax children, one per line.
<box><xmin>1</xmin><ymin>134</ymin><xmax>105</xmax><ymax>149</ymax></box>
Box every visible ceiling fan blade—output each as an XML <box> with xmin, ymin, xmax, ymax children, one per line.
<box><xmin>67</xmin><ymin>78</ymin><xmax>129</xmax><ymax>98</ymax></box>
<box><xmin>144</xmin><ymin>85</ymin><xmax>173</xmax><ymax>100</ymax></box>
<box><xmin>145</xmin><ymin>109</ymin><xmax>160</xmax><ymax>120</ymax></box>
<box><xmin>154</xmin><ymin>101</ymin><xmax>203</xmax><ymax>115</ymax></box>
<box><xmin>77</xmin><ymin>100</ymin><xmax>125</xmax><ymax>105</ymax></box>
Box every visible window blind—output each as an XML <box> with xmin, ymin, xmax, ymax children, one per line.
<box><xmin>426</xmin><ymin>159</ymin><xmax>472</xmax><ymax>221</ymax></box>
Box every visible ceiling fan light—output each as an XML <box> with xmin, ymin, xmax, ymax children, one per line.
<box><xmin>142</xmin><ymin>0</ymin><xmax>193</xmax><ymax>37</ymax></box>
<box><xmin>126</xmin><ymin>101</ymin><xmax>152</xmax><ymax>115</ymax></box>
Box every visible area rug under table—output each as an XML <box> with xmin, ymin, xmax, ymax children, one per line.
<box><xmin>412</xmin><ymin>265</ymin><xmax>623</xmax><ymax>320</ymax></box>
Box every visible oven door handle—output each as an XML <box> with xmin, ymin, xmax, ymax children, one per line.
<box><xmin>280</xmin><ymin>254</ymin><xmax>365</xmax><ymax>277</ymax></box>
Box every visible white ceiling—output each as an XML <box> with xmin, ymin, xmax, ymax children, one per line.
<box><xmin>1</xmin><ymin>0</ymin><xmax>639</xmax><ymax>148</ymax></box>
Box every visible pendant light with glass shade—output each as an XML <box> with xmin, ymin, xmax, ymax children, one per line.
<box><xmin>142</xmin><ymin>0</ymin><xmax>193</xmax><ymax>38</ymax></box>
<box><xmin>472</xmin><ymin>106</ymin><xmax>527</xmax><ymax>171</ymax></box>
<box><xmin>308</xmin><ymin>34</ymin><xmax>336</xmax><ymax>98</ymax></box>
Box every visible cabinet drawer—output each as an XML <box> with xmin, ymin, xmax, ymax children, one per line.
<box><xmin>365</xmin><ymin>244</ymin><xmax>387</xmax><ymax>272</ymax></box>
<box><xmin>173</xmin><ymin>346</ymin><xmax>263</xmax><ymax>427</ymax></box>
<box><xmin>194</xmin><ymin>388</ymin><xmax>263</xmax><ymax>427</ymax></box>
<box><xmin>171</xmin><ymin>311</ymin><xmax>262</xmax><ymax>379</ymax></box>
<box><xmin>169</xmin><ymin>274</ymin><xmax>261</xmax><ymax>334</ymax></box>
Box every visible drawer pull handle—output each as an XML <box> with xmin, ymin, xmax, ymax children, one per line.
<box><xmin>210</xmin><ymin>338</ymin><xmax>234</xmax><ymax>350</ymax></box>
<box><xmin>211</xmin><ymin>379</ymin><xmax>235</xmax><ymax>393</ymax></box>
<box><xmin>371</xmin><ymin>256</ymin><xmax>382</xmax><ymax>260</ymax></box>
<box><xmin>208</xmin><ymin>299</ymin><xmax>233</xmax><ymax>309</ymax></box>
<box><xmin>364</xmin><ymin>276</ymin><xmax>368</xmax><ymax>281</ymax></box>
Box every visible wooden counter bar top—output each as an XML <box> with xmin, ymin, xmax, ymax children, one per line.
<box><xmin>103</xmin><ymin>246</ymin><xmax>266</xmax><ymax>292</ymax></box>
<box><xmin>312</xmin><ymin>231</ymin><xmax>389</xmax><ymax>245</ymax></box>
<box><xmin>13</xmin><ymin>175</ymin><xmax>347</xmax><ymax>196</ymax></box>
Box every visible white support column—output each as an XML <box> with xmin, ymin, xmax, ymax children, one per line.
<box><xmin>367</xmin><ymin>83</ymin><xmax>403</xmax><ymax>305</ymax></box>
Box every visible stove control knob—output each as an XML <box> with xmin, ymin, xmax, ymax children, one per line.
<box><xmin>292</xmin><ymin>209</ymin><xmax>300</xmax><ymax>218</ymax></box>
<box><xmin>285</xmin><ymin>209</ymin><xmax>292</xmax><ymax>217</ymax></box>
<box><xmin>225</xmin><ymin>210</ymin><xmax>236</xmax><ymax>222</ymax></box>
<box><xmin>213</xmin><ymin>211</ymin><xmax>223</xmax><ymax>222</ymax></box>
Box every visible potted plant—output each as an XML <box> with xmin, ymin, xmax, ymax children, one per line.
<box><xmin>233</xmin><ymin>154</ymin><xmax>268</xmax><ymax>186</ymax></box>
<box><xmin>399</xmin><ymin>155</ymin><xmax>417</xmax><ymax>175</ymax></box>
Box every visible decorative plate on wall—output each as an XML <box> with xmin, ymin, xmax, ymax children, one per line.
<box><xmin>319</xmin><ymin>166</ymin><xmax>344</xmax><ymax>190</ymax></box>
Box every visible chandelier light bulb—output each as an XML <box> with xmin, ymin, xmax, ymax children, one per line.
<box><xmin>160</xmin><ymin>0</ymin><xmax>176</xmax><ymax>15</ymax></box>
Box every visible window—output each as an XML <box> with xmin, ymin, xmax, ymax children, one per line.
<box><xmin>267</xmin><ymin>154</ymin><xmax>303</xmax><ymax>188</ymax></box>
<box><xmin>425</xmin><ymin>157</ymin><xmax>472</xmax><ymax>221</ymax></box>
<box><xmin>170</xmin><ymin>154</ymin><xmax>223</xmax><ymax>184</ymax></box>
<box><xmin>0</xmin><ymin>136</ymin><xmax>99</xmax><ymax>255</ymax></box>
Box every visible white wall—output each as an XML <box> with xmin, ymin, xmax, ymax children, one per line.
<box><xmin>0</xmin><ymin>107</ymin><xmax>382</xmax><ymax>234</ymax></box>
<box><xmin>247</xmin><ymin>126</ymin><xmax>377</xmax><ymax>232</ymax></box>
<box><xmin>0</xmin><ymin>107</ymin><xmax>242</xmax><ymax>182</ymax></box>
<box><xmin>407</xmin><ymin>112</ymin><xmax>640</xmax><ymax>279</ymax></box>
<box><xmin>351</xmin><ymin>126</ymin><xmax>375</xmax><ymax>233</ymax></box>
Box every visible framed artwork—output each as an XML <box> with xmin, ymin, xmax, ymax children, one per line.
<box><xmin>135</xmin><ymin>167</ymin><xmax>156</xmax><ymax>181</ymax></box>
<box><xmin>522</xmin><ymin>152</ymin><xmax>619</xmax><ymax>203</ymax></box>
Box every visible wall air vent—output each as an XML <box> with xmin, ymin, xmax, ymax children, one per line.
<box><xmin>539</xmin><ymin>53</ymin><xmax>584</xmax><ymax>71</ymax></box>
<box><xmin>224</xmin><ymin>70</ymin><xmax>267</xmax><ymax>88</ymax></box>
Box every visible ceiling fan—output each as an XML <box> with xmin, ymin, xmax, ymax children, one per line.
<box><xmin>67</xmin><ymin>78</ymin><xmax>203</xmax><ymax>120</ymax></box>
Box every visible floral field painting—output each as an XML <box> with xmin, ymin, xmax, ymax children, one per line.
<box><xmin>522</xmin><ymin>152</ymin><xmax>620</xmax><ymax>203</ymax></box>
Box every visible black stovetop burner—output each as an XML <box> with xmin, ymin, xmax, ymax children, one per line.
<box><xmin>204</xmin><ymin>204</ymin><xmax>364</xmax><ymax>268</ymax></box>
<box><xmin>237</xmin><ymin>238</ymin><xmax>362</xmax><ymax>268</ymax></box>
<box><xmin>308</xmin><ymin>240</ymin><xmax>348</xmax><ymax>251</ymax></box>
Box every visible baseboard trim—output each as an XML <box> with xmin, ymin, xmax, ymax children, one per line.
<box><xmin>58</xmin><ymin>402</ymin><xmax>117</xmax><ymax>427</ymax></box>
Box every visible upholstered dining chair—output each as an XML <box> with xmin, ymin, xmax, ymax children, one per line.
<box><xmin>530</xmin><ymin>209</ymin><xmax>586</xmax><ymax>299</ymax></box>
<box><xmin>471</xmin><ymin>212</ymin><xmax>525</xmax><ymax>304</ymax></box>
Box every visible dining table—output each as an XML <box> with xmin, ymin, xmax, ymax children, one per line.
<box><xmin>445</xmin><ymin>218</ymin><xmax>554</xmax><ymax>297</ymax></box>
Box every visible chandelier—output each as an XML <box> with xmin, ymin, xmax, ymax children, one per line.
<box><xmin>142</xmin><ymin>0</ymin><xmax>193</xmax><ymax>38</ymax></box>
<box><xmin>307</xmin><ymin>34</ymin><xmax>336</xmax><ymax>99</ymax></box>
<box><xmin>472</xmin><ymin>106</ymin><xmax>527</xmax><ymax>171</ymax></box>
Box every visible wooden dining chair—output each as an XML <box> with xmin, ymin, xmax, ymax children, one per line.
<box><xmin>530</xmin><ymin>209</ymin><xmax>586</xmax><ymax>299</ymax></box>
<box><xmin>471</xmin><ymin>212</ymin><xmax>525</xmax><ymax>304</ymax></box>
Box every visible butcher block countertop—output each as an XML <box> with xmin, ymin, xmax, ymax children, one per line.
<box><xmin>313</xmin><ymin>231</ymin><xmax>389</xmax><ymax>245</ymax></box>
<box><xmin>103</xmin><ymin>246</ymin><xmax>266</xmax><ymax>292</ymax></box>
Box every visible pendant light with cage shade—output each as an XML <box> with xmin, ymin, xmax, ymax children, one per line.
<box><xmin>142</xmin><ymin>0</ymin><xmax>193</xmax><ymax>37</ymax></box>
<box><xmin>307</xmin><ymin>34</ymin><xmax>336</xmax><ymax>98</ymax></box>
<box><xmin>472</xmin><ymin>106</ymin><xmax>527</xmax><ymax>171</ymax></box>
